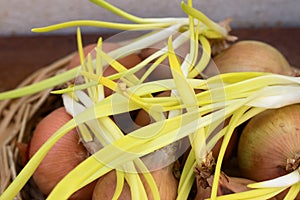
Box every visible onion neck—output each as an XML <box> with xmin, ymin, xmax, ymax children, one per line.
<box><xmin>194</xmin><ymin>152</ymin><xmax>216</xmax><ymax>189</ymax></box>
<box><xmin>286</xmin><ymin>152</ymin><xmax>300</xmax><ymax>173</ymax></box>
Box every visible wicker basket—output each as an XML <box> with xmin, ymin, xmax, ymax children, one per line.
<box><xmin>0</xmin><ymin>53</ymin><xmax>74</xmax><ymax>199</ymax></box>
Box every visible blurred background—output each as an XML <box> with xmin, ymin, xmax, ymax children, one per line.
<box><xmin>0</xmin><ymin>0</ymin><xmax>300</xmax><ymax>36</ymax></box>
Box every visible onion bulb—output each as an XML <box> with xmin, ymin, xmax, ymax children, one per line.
<box><xmin>29</xmin><ymin>107</ymin><xmax>95</xmax><ymax>199</ymax></box>
<box><xmin>141</xmin><ymin>165</ymin><xmax>178</xmax><ymax>200</ymax></box>
<box><xmin>92</xmin><ymin>166</ymin><xmax>178</xmax><ymax>200</ymax></box>
<box><xmin>135</xmin><ymin>91</ymin><xmax>171</xmax><ymax>127</ymax></box>
<box><xmin>213</xmin><ymin>40</ymin><xmax>295</xmax><ymax>76</ymax></box>
<box><xmin>92</xmin><ymin>170</ymin><xmax>131</xmax><ymax>200</ymax></box>
<box><xmin>238</xmin><ymin>104</ymin><xmax>300</xmax><ymax>182</ymax></box>
<box><xmin>67</xmin><ymin>42</ymin><xmax>142</xmax><ymax>96</ymax></box>
<box><xmin>133</xmin><ymin>91</ymin><xmax>179</xmax><ymax>199</ymax></box>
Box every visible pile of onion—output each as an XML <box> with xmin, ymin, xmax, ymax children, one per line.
<box><xmin>91</xmin><ymin>90</ymin><xmax>179</xmax><ymax>199</ymax></box>
<box><xmin>193</xmin><ymin>40</ymin><xmax>299</xmax><ymax>199</ymax></box>
<box><xmin>237</xmin><ymin>104</ymin><xmax>300</xmax><ymax>198</ymax></box>
<box><xmin>91</xmin><ymin>91</ymin><xmax>179</xmax><ymax>200</ymax></box>
<box><xmin>27</xmin><ymin>39</ymin><xmax>300</xmax><ymax>199</ymax></box>
<box><xmin>211</xmin><ymin>40</ymin><xmax>300</xmax><ymax>198</ymax></box>
<box><xmin>28</xmin><ymin>42</ymin><xmax>144</xmax><ymax>199</ymax></box>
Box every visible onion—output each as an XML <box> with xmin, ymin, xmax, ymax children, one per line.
<box><xmin>29</xmin><ymin>107</ymin><xmax>96</xmax><ymax>199</ymax></box>
<box><xmin>92</xmin><ymin>166</ymin><xmax>178</xmax><ymax>200</ymax></box>
<box><xmin>135</xmin><ymin>92</ymin><xmax>238</xmax><ymax>199</ymax></box>
<box><xmin>133</xmin><ymin>91</ymin><xmax>179</xmax><ymax>199</ymax></box>
<box><xmin>92</xmin><ymin>170</ymin><xmax>131</xmax><ymax>200</ymax></box>
<box><xmin>237</xmin><ymin>104</ymin><xmax>300</xmax><ymax>182</ymax></box>
<box><xmin>141</xmin><ymin>165</ymin><xmax>179</xmax><ymax>200</ymax></box>
<box><xmin>67</xmin><ymin>42</ymin><xmax>142</xmax><ymax>96</ymax></box>
<box><xmin>212</xmin><ymin>40</ymin><xmax>295</xmax><ymax>76</ymax></box>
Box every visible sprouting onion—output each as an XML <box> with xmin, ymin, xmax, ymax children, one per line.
<box><xmin>1</xmin><ymin>0</ymin><xmax>300</xmax><ymax>200</ymax></box>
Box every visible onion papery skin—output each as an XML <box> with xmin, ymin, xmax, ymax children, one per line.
<box><xmin>92</xmin><ymin>167</ymin><xmax>178</xmax><ymax>200</ymax></box>
<box><xmin>29</xmin><ymin>107</ymin><xmax>95</xmax><ymax>200</ymax></box>
<box><xmin>92</xmin><ymin>170</ymin><xmax>131</xmax><ymax>200</ymax></box>
<box><xmin>237</xmin><ymin>104</ymin><xmax>300</xmax><ymax>182</ymax></box>
<box><xmin>213</xmin><ymin>40</ymin><xmax>295</xmax><ymax>76</ymax></box>
<box><xmin>141</xmin><ymin>165</ymin><xmax>179</xmax><ymax>200</ymax></box>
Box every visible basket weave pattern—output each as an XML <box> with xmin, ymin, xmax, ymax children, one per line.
<box><xmin>0</xmin><ymin>54</ymin><xmax>73</xmax><ymax>199</ymax></box>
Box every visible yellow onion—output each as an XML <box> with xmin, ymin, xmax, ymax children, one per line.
<box><xmin>133</xmin><ymin>91</ymin><xmax>179</xmax><ymax>199</ymax></box>
<box><xmin>238</xmin><ymin>104</ymin><xmax>300</xmax><ymax>182</ymax></box>
<box><xmin>93</xmin><ymin>91</ymin><xmax>178</xmax><ymax>199</ymax></box>
<box><xmin>29</xmin><ymin>107</ymin><xmax>96</xmax><ymax>199</ymax></box>
<box><xmin>92</xmin><ymin>166</ymin><xmax>178</xmax><ymax>200</ymax></box>
<box><xmin>213</xmin><ymin>40</ymin><xmax>296</xmax><ymax>76</ymax></box>
<box><xmin>141</xmin><ymin>165</ymin><xmax>179</xmax><ymax>200</ymax></box>
<box><xmin>135</xmin><ymin>91</ymin><xmax>171</xmax><ymax>127</ymax></box>
<box><xmin>67</xmin><ymin>42</ymin><xmax>142</xmax><ymax>96</ymax></box>
<box><xmin>92</xmin><ymin>170</ymin><xmax>131</xmax><ymax>200</ymax></box>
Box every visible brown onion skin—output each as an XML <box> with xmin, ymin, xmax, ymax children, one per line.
<box><xmin>135</xmin><ymin>91</ymin><xmax>171</xmax><ymax>127</ymax></box>
<box><xmin>238</xmin><ymin>104</ymin><xmax>300</xmax><ymax>183</ymax></box>
<box><xmin>92</xmin><ymin>167</ymin><xmax>178</xmax><ymax>200</ymax></box>
<box><xmin>213</xmin><ymin>40</ymin><xmax>295</xmax><ymax>76</ymax></box>
<box><xmin>141</xmin><ymin>165</ymin><xmax>178</xmax><ymax>200</ymax></box>
<box><xmin>29</xmin><ymin>107</ymin><xmax>96</xmax><ymax>200</ymax></box>
<box><xmin>92</xmin><ymin>170</ymin><xmax>131</xmax><ymax>200</ymax></box>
